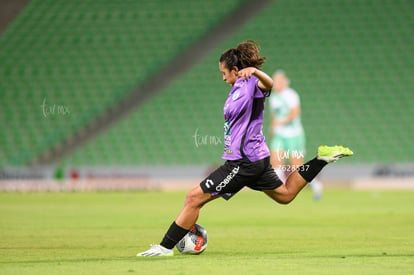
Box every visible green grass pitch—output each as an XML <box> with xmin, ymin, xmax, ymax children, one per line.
<box><xmin>0</xmin><ymin>189</ymin><xmax>413</xmax><ymax>274</ymax></box>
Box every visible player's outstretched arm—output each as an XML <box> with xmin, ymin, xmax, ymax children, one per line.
<box><xmin>254</xmin><ymin>69</ymin><xmax>273</xmax><ymax>91</ymax></box>
<box><xmin>238</xmin><ymin>67</ymin><xmax>273</xmax><ymax>91</ymax></box>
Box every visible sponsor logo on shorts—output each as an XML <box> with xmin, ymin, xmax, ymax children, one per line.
<box><xmin>205</xmin><ymin>179</ymin><xmax>214</xmax><ymax>189</ymax></box>
<box><xmin>215</xmin><ymin>166</ymin><xmax>240</xmax><ymax>192</ymax></box>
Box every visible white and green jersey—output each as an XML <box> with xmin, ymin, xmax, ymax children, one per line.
<box><xmin>269</xmin><ymin>87</ymin><xmax>304</xmax><ymax>137</ymax></box>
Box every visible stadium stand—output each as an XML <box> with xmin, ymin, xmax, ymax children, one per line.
<box><xmin>63</xmin><ymin>0</ymin><xmax>414</xmax><ymax>166</ymax></box>
<box><xmin>1</xmin><ymin>0</ymin><xmax>413</xmax><ymax>168</ymax></box>
<box><xmin>0</xmin><ymin>0</ymin><xmax>245</xmax><ymax>167</ymax></box>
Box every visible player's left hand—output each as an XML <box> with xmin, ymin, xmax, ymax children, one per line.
<box><xmin>238</xmin><ymin>67</ymin><xmax>256</xmax><ymax>81</ymax></box>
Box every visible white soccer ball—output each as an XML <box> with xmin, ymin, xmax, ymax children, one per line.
<box><xmin>176</xmin><ymin>224</ymin><xmax>208</xmax><ymax>254</ymax></box>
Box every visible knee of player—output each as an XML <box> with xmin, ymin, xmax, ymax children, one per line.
<box><xmin>277</xmin><ymin>197</ymin><xmax>294</xmax><ymax>205</ymax></box>
<box><xmin>270</xmin><ymin>194</ymin><xmax>294</xmax><ymax>205</ymax></box>
<box><xmin>266</xmin><ymin>189</ymin><xmax>294</xmax><ymax>205</ymax></box>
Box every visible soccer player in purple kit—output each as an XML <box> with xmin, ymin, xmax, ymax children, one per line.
<box><xmin>137</xmin><ymin>41</ymin><xmax>353</xmax><ymax>256</ymax></box>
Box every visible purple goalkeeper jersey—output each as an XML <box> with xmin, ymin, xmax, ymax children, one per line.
<box><xmin>222</xmin><ymin>76</ymin><xmax>271</xmax><ymax>162</ymax></box>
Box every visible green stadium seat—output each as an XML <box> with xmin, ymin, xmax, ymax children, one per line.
<box><xmin>1</xmin><ymin>0</ymin><xmax>413</xmax><ymax>167</ymax></box>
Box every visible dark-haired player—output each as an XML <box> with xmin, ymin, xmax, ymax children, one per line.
<box><xmin>137</xmin><ymin>41</ymin><xmax>353</xmax><ymax>256</ymax></box>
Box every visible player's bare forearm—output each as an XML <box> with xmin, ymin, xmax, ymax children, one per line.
<box><xmin>238</xmin><ymin>67</ymin><xmax>273</xmax><ymax>91</ymax></box>
<box><xmin>275</xmin><ymin>107</ymin><xmax>301</xmax><ymax>126</ymax></box>
<box><xmin>284</xmin><ymin>106</ymin><xmax>300</xmax><ymax>124</ymax></box>
<box><xmin>253</xmin><ymin>69</ymin><xmax>273</xmax><ymax>91</ymax></box>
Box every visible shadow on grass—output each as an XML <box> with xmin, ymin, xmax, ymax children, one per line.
<box><xmin>2</xmin><ymin>251</ymin><xmax>413</xmax><ymax>265</ymax></box>
<box><xmin>0</xmin><ymin>255</ymin><xmax>197</xmax><ymax>265</ymax></box>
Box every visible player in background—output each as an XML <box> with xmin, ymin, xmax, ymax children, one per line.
<box><xmin>137</xmin><ymin>41</ymin><xmax>353</xmax><ymax>256</ymax></box>
<box><xmin>269</xmin><ymin>70</ymin><xmax>323</xmax><ymax>200</ymax></box>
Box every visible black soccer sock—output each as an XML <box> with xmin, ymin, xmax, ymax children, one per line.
<box><xmin>298</xmin><ymin>157</ymin><xmax>328</xmax><ymax>182</ymax></box>
<box><xmin>160</xmin><ymin>221</ymin><xmax>189</xmax><ymax>249</ymax></box>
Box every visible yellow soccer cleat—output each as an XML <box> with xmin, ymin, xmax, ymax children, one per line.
<box><xmin>317</xmin><ymin>145</ymin><xmax>353</xmax><ymax>163</ymax></box>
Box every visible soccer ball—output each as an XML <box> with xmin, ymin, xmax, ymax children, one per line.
<box><xmin>176</xmin><ymin>224</ymin><xmax>208</xmax><ymax>254</ymax></box>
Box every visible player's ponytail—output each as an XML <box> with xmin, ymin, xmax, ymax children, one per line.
<box><xmin>220</xmin><ymin>40</ymin><xmax>265</xmax><ymax>70</ymax></box>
